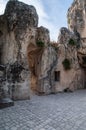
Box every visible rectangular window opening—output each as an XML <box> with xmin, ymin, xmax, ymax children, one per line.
<box><xmin>54</xmin><ymin>71</ymin><xmax>60</xmax><ymax>82</ymax></box>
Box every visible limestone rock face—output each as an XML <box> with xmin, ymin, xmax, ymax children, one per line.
<box><xmin>55</xmin><ymin>0</ymin><xmax>86</xmax><ymax>92</ymax></box>
<box><xmin>0</xmin><ymin>0</ymin><xmax>38</xmax><ymax>100</ymax></box>
<box><xmin>5</xmin><ymin>0</ymin><xmax>38</xmax><ymax>32</ymax></box>
<box><xmin>37</xmin><ymin>46</ymin><xmax>57</xmax><ymax>94</ymax></box>
<box><xmin>0</xmin><ymin>0</ymin><xmax>57</xmax><ymax>98</ymax></box>
<box><xmin>67</xmin><ymin>0</ymin><xmax>86</xmax><ymax>78</ymax></box>
<box><xmin>67</xmin><ymin>0</ymin><xmax>86</xmax><ymax>38</ymax></box>
<box><xmin>27</xmin><ymin>26</ymin><xmax>57</xmax><ymax>94</ymax></box>
<box><xmin>36</xmin><ymin>26</ymin><xmax>50</xmax><ymax>46</ymax></box>
<box><xmin>56</xmin><ymin>27</ymin><xmax>85</xmax><ymax>92</ymax></box>
<box><xmin>58</xmin><ymin>27</ymin><xmax>81</xmax><ymax>48</ymax></box>
<box><xmin>78</xmin><ymin>47</ymin><xmax>86</xmax><ymax>68</ymax></box>
<box><xmin>27</xmin><ymin>43</ymin><xmax>44</xmax><ymax>93</ymax></box>
<box><xmin>1</xmin><ymin>0</ymin><xmax>86</xmax><ymax>98</ymax></box>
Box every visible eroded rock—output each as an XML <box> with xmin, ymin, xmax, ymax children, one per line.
<box><xmin>0</xmin><ymin>0</ymin><xmax>39</xmax><ymax>100</ymax></box>
<box><xmin>1</xmin><ymin>0</ymin><xmax>86</xmax><ymax>99</ymax></box>
<box><xmin>55</xmin><ymin>27</ymin><xmax>85</xmax><ymax>92</ymax></box>
<box><xmin>27</xmin><ymin>27</ymin><xmax>57</xmax><ymax>94</ymax></box>
<box><xmin>5</xmin><ymin>0</ymin><xmax>38</xmax><ymax>32</ymax></box>
<box><xmin>0</xmin><ymin>0</ymin><xmax>58</xmax><ymax>98</ymax></box>
<box><xmin>67</xmin><ymin>0</ymin><xmax>86</xmax><ymax>38</ymax></box>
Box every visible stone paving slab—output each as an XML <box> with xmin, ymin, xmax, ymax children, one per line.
<box><xmin>1</xmin><ymin>90</ymin><xmax>86</xmax><ymax>130</ymax></box>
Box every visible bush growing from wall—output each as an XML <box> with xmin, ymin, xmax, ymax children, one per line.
<box><xmin>36</xmin><ymin>41</ymin><xmax>44</xmax><ymax>47</ymax></box>
<box><xmin>62</xmin><ymin>58</ymin><xmax>71</xmax><ymax>70</ymax></box>
<box><xmin>68</xmin><ymin>38</ymin><xmax>76</xmax><ymax>46</ymax></box>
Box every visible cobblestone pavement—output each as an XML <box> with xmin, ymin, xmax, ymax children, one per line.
<box><xmin>1</xmin><ymin>90</ymin><xmax>86</xmax><ymax>130</ymax></box>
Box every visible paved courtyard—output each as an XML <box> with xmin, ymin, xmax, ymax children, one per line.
<box><xmin>1</xmin><ymin>90</ymin><xmax>86</xmax><ymax>130</ymax></box>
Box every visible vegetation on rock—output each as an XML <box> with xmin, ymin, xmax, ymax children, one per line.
<box><xmin>62</xmin><ymin>58</ymin><xmax>71</xmax><ymax>70</ymax></box>
<box><xmin>68</xmin><ymin>38</ymin><xmax>76</xmax><ymax>46</ymax></box>
<box><xmin>36</xmin><ymin>41</ymin><xmax>45</xmax><ymax>47</ymax></box>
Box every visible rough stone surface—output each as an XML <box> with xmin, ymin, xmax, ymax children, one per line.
<box><xmin>67</xmin><ymin>0</ymin><xmax>86</xmax><ymax>69</ymax></box>
<box><xmin>0</xmin><ymin>0</ymin><xmax>57</xmax><ymax>98</ymax></box>
<box><xmin>36</xmin><ymin>26</ymin><xmax>50</xmax><ymax>46</ymax></box>
<box><xmin>1</xmin><ymin>90</ymin><xmax>86</xmax><ymax>130</ymax></box>
<box><xmin>54</xmin><ymin>0</ymin><xmax>86</xmax><ymax>92</ymax></box>
<box><xmin>5</xmin><ymin>0</ymin><xmax>38</xmax><ymax>31</ymax></box>
<box><xmin>1</xmin><ymin>0</ymin><xmax>86</xmax><ymax>98</ymax></box>
<box><xmin>67</xmin><ymin>0</ymin><xmax>86</xmax><ymax>39</ymax></box>
<box><xmin>27</xmin><ymin>26</ymin><xmax>57</xmax><ymax>94</ymax></box>
<box><xmin>0</xmin><ymin>0</ymin><xmax>39</xmax><ymax>100</ymax></box>
<box><xmin>27</xmin><ymin>43</ymin><xmax>44</xmax><ymax>93</ymax></box>
<box><xmin>56</xmin><ymin>27</ymin><xmax>85</xmax><ymax>92</ymax></box>
<box><xmin>37</xmin><ymin>45</ymin><xmax>57</xmax><ymax>94</ymax></box>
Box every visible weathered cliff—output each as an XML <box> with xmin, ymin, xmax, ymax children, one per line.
<box><xmin>67</xmin><ymin>0</ymin><xmax>86</xmax><ymax>39</ymax></box>
<box><xmin>28</xmin><ymin>26</ymin><xmax>57</xmax><ymax>94</ymax></box>
<box><xmin>0</xmin><ymin>0</ymin><xmax>57</xmax><ymax>99</ymax></box>
<box><xmin>67</xmin><ymin>0</ymin><xmax>86</xmax><ymax>69</ymax></box>
<box><xmin>1</xmin><ymin>0</ymin><xmax>86</xmax><ymax>100</ymax></box>
<box><xmin>67</xmin><ymin>0</ymin><xmax>86</xmax><ymax>84</ymax></box>
<box><xmin>55</xmin><ymin>0</ymin><xmax>86</xmax><ymax>92</ymax></box>
<box><xmin>0</xmin><ymin>0</ymin><xmax>38</xmax><ymax>100</ymax></box>
<box><xmin>56</xmin><ymin>27</ymin><xmax>85</xmax><ymax>92</ymax></box>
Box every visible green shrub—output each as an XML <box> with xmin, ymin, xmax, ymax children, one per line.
<box><xmin>36</xmin><ymin>41</ymin><xmax>44</xmax><ymax>47</ymax></box>
<box><xmin>68</xmin><ymin>38</ymin><xmax>76</xmax><ymax>46</ymax></box>
<box><xmin>62</xmin><ymin>58</ymin><xmax>71</xmax><ymax>70</ymax></box>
